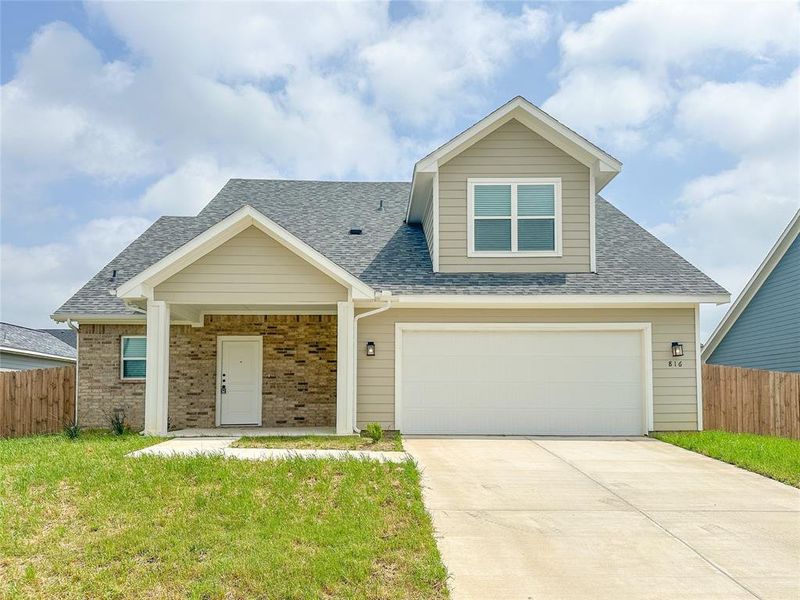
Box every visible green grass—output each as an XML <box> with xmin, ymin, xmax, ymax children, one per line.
<box><xmin>0</xmin><ymin>432</ymin><xmax>447</xmax><ymax>599</ymax></box>
<box><xmin>652</xmin><ymin>430</ymin><xmax>800</xmax><ymax>487</ymax></box>
<box><xmin>233</xmin><ymin>433</ymin><xmax>404</xmax><ymax>452</ymax></box>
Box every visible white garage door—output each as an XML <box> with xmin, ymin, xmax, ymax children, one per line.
<box><xmin>398</xmin><ymin>325</ymin><xmax>647</xmax><ymax>436</ymax></box>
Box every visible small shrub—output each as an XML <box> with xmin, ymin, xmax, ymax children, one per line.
<box><xmin>63</xmin><ymin>422</ymin><xmax>81</xmax><ymax>440</ymax></box>
<box><xmin>364</xmin><ymin>422</ymin><xmax>383</xmax><ymax>443</ymax></box>
<box><xmin>110</xmin><ymin>411</ymin><xmax>127</xmax><ymax>435</ymax></box>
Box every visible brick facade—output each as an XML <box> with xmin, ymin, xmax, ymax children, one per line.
<box><xmin>77</xmin><ymin>315</ymin><xmax>337</xmax><ymax>431</ymax></box>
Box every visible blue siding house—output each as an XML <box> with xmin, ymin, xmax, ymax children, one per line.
<box><xmin>703</xmin><ymin>210</ymin><xmax>799</xmax><ymax>372</ymax></box>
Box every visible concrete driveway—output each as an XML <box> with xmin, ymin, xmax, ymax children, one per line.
<box><xmin>404</xmin><ymin>437</ymin><xmax>800</xmax><ymax>600</ymax></box>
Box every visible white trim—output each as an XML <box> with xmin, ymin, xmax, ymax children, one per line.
<box><xmin>695</xmin><ymin>304</ymin><xmax>703</xmax><ymax>431</ymax></box>
<box><xmin>702</xmin><ymin>209</ymin><xmax>799</xmax><ymax>360</ymax></box>
<box><xmin>432</xmin><ymin>172</ymin><xmax>440</xmax><ymax>272</ymax></box>
<box><xmin>120</xmin><ymin>335</ymin><xmax>147</xmax><ymax>381</ymax></box>
<box><xmin>394</xmin><ymin>322</ymin><xmax>654</xmax><ymax>434</ymax></box>
<box><xmin>215</xmin><ymin>335</ymin><xmax>263</xmax><ymax>427</ymax></box>
<box><xmin>116</xmin><ymin>205</ymin><xmax>375</xmax><ymax>301</ymax></box>
<box><xmin>589</xmin><ymin>163</ymin><xmax>597</xmax><ymax>273</ymax></box>
<box><xmin>52</xmin><ymin>314</ymin><xmax>146</xmax><ymax>324</ymax></box>
<box><xmin>379</xmin><ymin>294</ymin><xmax>730</xmax><ymax>309</ymax></box>
<box><xmin>0</xmin><ymin>346</ymin><xmax>76</xmax><ymax>363</ymax></box>
<box><xmin>466</xmin><ymin>178</ymin><xmax>562</xmax><ymax>258</ymax></box>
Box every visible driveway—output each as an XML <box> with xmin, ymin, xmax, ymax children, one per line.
<box><xmin>405</xmin><ymin>437</ymin><xmax>800</xmax><ymax>600</ymax></box>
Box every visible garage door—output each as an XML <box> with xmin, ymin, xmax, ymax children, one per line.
<box><xmin>398</xmin><ymin>325</ymin><xmax>647</xmax><ymax>435</ymax></box>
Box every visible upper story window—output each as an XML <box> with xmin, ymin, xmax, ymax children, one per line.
<box><xmin>467</xmin><ymin>178</ymin><xmax>562</xmax><ymax>257</ymax></box>
<box><xmin>121</xmin><ymin>336</ymin><xmax>146</xmax><ymax>380</ymax></box>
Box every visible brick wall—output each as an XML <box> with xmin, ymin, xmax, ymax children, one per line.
<box><xmin>78</xmin><ymin>323</ymin><xmax>147</xmax><ymax>429</ymax></box>
<box><xmin>78</xmin><ymin>315</ymin><xmax>337</xmax><ymax>431</ymax></box>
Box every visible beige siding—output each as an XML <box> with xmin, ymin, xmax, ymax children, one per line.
<box><xmin>421</xmin><ymin>189</ymin><xmax>434</xmax><ymax>261</ymax></box>
<box><xmin>356</xmin><ymin>307</ymin><xmax>698</xmax><ymax>431</ymax></box>
<box><xmin>154</xmin><ymin>226</ymin><xmax>347</xmax><ymax>304</ymax></box>
<box><xmin>438</xmin><ymin>118</ymin><xmax>591</xmax><ymax>272</ymax></box>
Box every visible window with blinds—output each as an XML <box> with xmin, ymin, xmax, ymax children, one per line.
<box><xmin>469</xmin><ymin>179</ymin><xmax>560</xmax><ymax>255</ymax></box>
<box><xmin>121</xmin><ymin>336</ymin><xmax>146</xmax><ymax>380</ymax></box>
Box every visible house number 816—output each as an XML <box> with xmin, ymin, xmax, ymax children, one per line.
<box><xmin>668</xmin><ymin>360</ymin><xmax>683</xmax><ymax>368</ymax></box>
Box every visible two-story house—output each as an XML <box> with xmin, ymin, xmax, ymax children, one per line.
<box><xmin>52</xmin><ymin>97</ymin><xmax>729</xmax><ymax>436</ymax></box>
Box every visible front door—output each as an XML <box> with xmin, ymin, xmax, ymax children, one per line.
<box><xmin>217</xmin><ymin>336</ymin><xmax>262</xmax><ymax>426</ymax></box>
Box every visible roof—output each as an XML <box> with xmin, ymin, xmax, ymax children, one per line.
<box><xmin>53</xmin><ymin>179</ymin><xmax>727</xmax><ymax>318</ymax></box>
<box><xmin>38</xmin><ymin>329</ymin><xmax>77</xmax><ymax>348</ymax></box>
<box><xmin>0</xmin><ymin>322</ymin><xmax>78</xmax><ymax>360</ymax></box>
<box><xmin>702</xmin><ymin>209</ymin><xmax>800</xmax><ymax>360</ymax></box>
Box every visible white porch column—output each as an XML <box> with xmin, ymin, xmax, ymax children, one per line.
<box><xmin>144</xmin><ymin>300</ymin><xmax>170</xmax><ymax>435</ymax></box>
<box><xmin>336</xmin><ymin>301</ymin><xmax>354</xmax><ymax>434</ymax></box>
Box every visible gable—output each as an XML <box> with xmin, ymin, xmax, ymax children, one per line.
<box><xmin>707</xmin><ymin>234</ymin><xmax>799</xmax><ymax>372</ymax></box>
<box><xmin>154</xmin><ymin>226</ymin><xmax>348</xmax><ymax>305</ymax></box>
<box><xmin>435</xmin><ymin>118</ymin><xmax>591</xmax><ymax>273</ymax></box>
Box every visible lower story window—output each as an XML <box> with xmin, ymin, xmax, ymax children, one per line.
<box><xmin>121</xmin><ymin>336</ymin><xmax>146</xmax><ymax>379</ymax></box>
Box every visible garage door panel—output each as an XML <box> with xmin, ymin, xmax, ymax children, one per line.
<box><xmin>400</xmin><ymin>327</ymin><xmax>646</xmax><ymax>436</ymax></box>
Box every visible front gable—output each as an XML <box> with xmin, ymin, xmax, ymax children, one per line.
<box><xmin>407</xmin><ymin>97</ymin><xmax>621</xmax><ymax>274</ymax></box>
<box><xmin>154</xmin><ymin>226</ymin><xmax>348</xmax><ymax>305</ymax></box>
<box><xmin>116</xmin><ymin>205</ymin><xmax>375</xmax><ymax>305</ymax></box>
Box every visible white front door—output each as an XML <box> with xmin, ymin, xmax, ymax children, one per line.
<box><xmin>217</xmin><ymin>336</ymin><xmax>262</xmax><ymax>426</ymax></box>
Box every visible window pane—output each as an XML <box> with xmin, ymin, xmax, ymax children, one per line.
<box><xmin>123</xmin><ymin>359</ymin><xmax>146</xmax><ymax>378</ymax></box>
<box><xmin>518</xmin><ymin>219</ymin><xmax>555</xmax><ymax>251</ymax></box>
<box><xmin>474</xmin><ymin>219</ymin><xmax>511</xmax><ymax>251</ymax></box>
<box><xmin>474</xmin><ymin>185</ymin><xmax>511</xmax><ymax>216</ymax></box>
<box><xmin>122</xmin><ymin>337</ymin><xmax>147</xmax><ymax>358</ymax></box>
<box><xmin>518</xmin><ymin>184</ymin><xmax>555</xmax><ymax>216</ymax></box>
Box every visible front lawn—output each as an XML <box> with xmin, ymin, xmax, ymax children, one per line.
<box><xmin>653</xmin><ymin>430</ymin><xmax>800</xmax><ymax>487</ymax></box>
<box><xmin>233</xmin><ymin>433</ymin><xmax>404</xmax><ymax>452</ymax></box>
<box><xmin>0</xmin><ymin>432</ymin><xmax>447</xmax><ymax>599</ymax></box>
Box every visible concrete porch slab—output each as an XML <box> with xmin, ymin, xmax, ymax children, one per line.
<box><xmin>167</xmin><ymin>426</ymin><xmax>338</xmax><ymax>438</ymax></box>
<box><xmin>128</xmin><ymin>438</ymin><xmax>409</xmax><ymax>462</ymax></box>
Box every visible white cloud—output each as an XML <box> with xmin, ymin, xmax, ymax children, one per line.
<box><xmin>652</xmin><ymin>73</ymin><xmax>800</xmax><ymax>338</ymax></box>
<box><xmin>559</xmin><ymin>0</ymin><xmax>798</xmax><ymax>70</ymax></box>
<box><xmin>1</xmin><ymin>217</ymin><xmax>151</xmax><ymax>327</ymax></box>
<box><xmin>360</xmin><ymin>3</ymin><xmax>549</xmax><ymax>126</ymax></box>
<box><xmin>542</xmin><ymin>67</ymin><xmax>670</xmax><ymax>149</ymax></box>
<box><xmin>544</xmin><ymin>0</ymin><xmax>800</xmax><ymax>148</ymax></box>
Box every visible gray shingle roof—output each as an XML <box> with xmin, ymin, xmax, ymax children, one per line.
<box><xmin>38</xmin><ymin>329</ymin><xmax>77</xmax><ymax>348</ymax></box>
<box><xmin>53</xmin><ymin>179</ymin><xmax>726</xmax><ymax>317</ymax></box>
<box><xmin>1</xmin><ymin>323</ymin><xmax>78</xmax><ymax>359</ymax></box>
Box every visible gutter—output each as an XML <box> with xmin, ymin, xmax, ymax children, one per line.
<box><xmin>352</xmin><ymin>294</ymin><xmax>393</xmax><ymax>433</ymax></box>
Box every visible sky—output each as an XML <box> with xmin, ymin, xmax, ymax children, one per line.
<box><xmin>1</xmin><ymin>0</ymin><xmax>798</xmax><ymax>340</ymax></box>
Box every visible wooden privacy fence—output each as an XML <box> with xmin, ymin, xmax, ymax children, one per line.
<box><xmin>0</xmin><ymin>366</ymin><xmax>76</xmax><ymax>438</ymax></box>
<box><xmin>703</xmin><ymin>364</ymin><xmax>800</xmax><ymax>439</ymax></box>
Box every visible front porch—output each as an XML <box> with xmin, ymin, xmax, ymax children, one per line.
<box><xmin>140</xmin><ymin>306</ymin><xmax>355</xmax><ymax>437</ymax></box>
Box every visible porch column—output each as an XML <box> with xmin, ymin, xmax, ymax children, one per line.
<box><xmin>336</xmin><ymin>301</ymin><xmax>354</xmax><ymax>434</ymax></box>
<box><xmin>144</xmin><ymin>300</ymin><xmax>170</xmax><ymax>435</ymax></box>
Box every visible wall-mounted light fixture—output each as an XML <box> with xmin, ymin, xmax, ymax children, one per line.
<box><xmin>671</xmin><ymin>342</ymin><xmax>684</xmax><ymax>357</ymax></box>
<box><xmin>366</xmin><ymin>341</ymin><xmax>376</xmax><ymax>356</ymax></box>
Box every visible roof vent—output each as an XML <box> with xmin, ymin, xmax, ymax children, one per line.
<box><xmin>110</xmin><ymin>269</ymin><xmax>118</xmax><ymax>281</ymax></box>
<box><xmin>349</xmin><ymin>228</ymin><xmax>362</xmax><ymax>235</ymax></box>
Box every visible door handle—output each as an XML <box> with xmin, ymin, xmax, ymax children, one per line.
<box><xmin>221</xmin><ymin>384</ymin><xmax>227</xmax><ymax>395</ymax></box>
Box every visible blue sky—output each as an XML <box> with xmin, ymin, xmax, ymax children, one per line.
<box><xmin>1</xmin><ymin>1</ymin><xmax>798</xmax><ymax>338</ymax></box>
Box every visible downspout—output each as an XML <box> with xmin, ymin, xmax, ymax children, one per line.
<box><xmin>66</xmin><ymin>319</ymin><xmax>79</xmax><ymax>425</ymax></box>
<box><xmin>352</xmin><ymin>296</ymin><xmax>393</xmax><ymax>432</ymax></box>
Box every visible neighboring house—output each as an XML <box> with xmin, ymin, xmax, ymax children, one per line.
<box><xmin>51</xmin><ymin>97</ymin><xmax>728</xmax><ymax>436</ymax></box>
<box><xmin>703</xmin><ymin>210</ymin><xmax>799</xmax><ymax>372</ymax></box>
<box><xmin>0</xmin><ymin>322</ymin><xmax>77</xmax><ymax>371</ymax></box>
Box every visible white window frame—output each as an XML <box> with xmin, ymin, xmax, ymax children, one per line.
<box><xmin>467</xmin><ymin>177</ymin><xmax>562</xmax><ymax>258</ymax></box>
<box><xmin>120</xmin><ymin>335</ymin><xmax>147</xmax><ymax>381</ymax></box>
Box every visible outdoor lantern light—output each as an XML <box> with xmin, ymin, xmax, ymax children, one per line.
<box><xmin>366</xmin><ymin>341</ymin><xmax>376</xmax><ymax>356</ymax></box>
<box><xmin>671</xmin><ymin>342</ymin><xmax>684</xmax><ymax>357</ymax></box>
